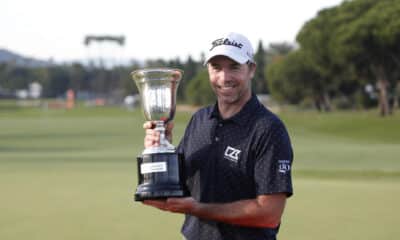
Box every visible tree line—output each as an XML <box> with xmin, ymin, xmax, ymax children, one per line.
<box><xmin>0</xmin><ymin>44</ymin><xmax>288</xmax><ymax>105</ymax></box>
<box><xmin>267</xmin><ymin>0</ymin><xmax>400</xmax><ymax>116</ymax></box>
<box><xmin>0</xmin><ymin>0</ymin><xmax>399</xmax><ymax>116</ymax></box>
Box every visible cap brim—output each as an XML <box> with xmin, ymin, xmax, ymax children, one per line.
<box><xmin>204</xmin><ymin>46</ymin><xmax>249</xmax><ymax>65</ymax></box>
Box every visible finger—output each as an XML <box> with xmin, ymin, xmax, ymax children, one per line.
<box><xmin>143</xmin><ymin>199</ymin><xmax>166</xmax><ymax>205</ymax></box>
<box><xmin>166</xmin><ymin>197</ymin><xmax>182</xmax><ymax>204</ymax></box>
<box><xmin>144</xmin><ymin>128</ymin><xmax>160</xmax><ymax>148</ymax></box>
<box><xmin>145</xmin><ymin>135</ymin><xmax>160</xmax><ymax>147</ymax></box>
<box><xmin>143</xmin><ymin>121</ymin><xmax>155</xmax><ymax>129</ymax></box>
<box><xmin>145</xmin><ymin>130</ymin><xmax>160</xmax><ymax>141</ymax></box>
<box><xmin>165</xmin><ymin>122</ymin><xmax>174</xmax><ymax>132</ymax></box>
<box><xmin>145</xmin><ymin>138</ymin><xmax>159</xmax><ymax>148</ymax></box>
<box><xmin>145</xmin><ymin>129</ymin><xmax>159</xmax><ymax>136</ymax></box>
<box><xmin>143</xmin><ymin>200</ymin><xmax>168</xmax><ymax>210</ymax></box>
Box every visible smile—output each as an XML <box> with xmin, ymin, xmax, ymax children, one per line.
<box><xmin>218</xmin><ymin>84</ymin><xmax>236</xmax><ymax>89</ymax></box>
<box><xmin>218</xmin><ymin>85</ymin><xmax>236</xmax><ymax>93</ymax></box>
<box><xmin>220</xmin><ymin>86</ymin><xmax>234</xmax><ymax>89</ymax></box>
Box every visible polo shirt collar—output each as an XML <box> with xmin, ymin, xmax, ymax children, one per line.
<box><xmin>208</xmin><ymin>94</ymin><xmax>260</xmax><ymax>126</ymax></box>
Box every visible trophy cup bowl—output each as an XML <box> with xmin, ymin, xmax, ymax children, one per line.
<box><xmin>131</xmin><ymin>68</ymin><xmax>189</xmax><ymax>201</ymax></box>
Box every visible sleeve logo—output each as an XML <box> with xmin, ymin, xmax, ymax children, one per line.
<box><xmin>278</xmin><ymin>160</ymin><xmax>291</xmax><ymax>174</ymax></box>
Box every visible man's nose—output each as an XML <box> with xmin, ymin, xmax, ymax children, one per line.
<box><xmin>218</xmin><ymin>68</ymin><xmax>230</xmax><ymax>81</ymax></box>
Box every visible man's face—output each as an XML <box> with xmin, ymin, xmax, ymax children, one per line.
<box><xmin>207</xmin><ymin>55</ymin><xmax>255</xmax><ymax>106</ymax></box>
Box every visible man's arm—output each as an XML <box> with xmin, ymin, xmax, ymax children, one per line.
<box><xmin>143</xmin><ymin>194</ymin><xmax>287</xmax><ymax>228</ymax></box>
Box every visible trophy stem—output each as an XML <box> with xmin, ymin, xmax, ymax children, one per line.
<box><xmin>155</xmin><ymin>120</ymin><xmax>167</xmax><ymax>143</ymax></box>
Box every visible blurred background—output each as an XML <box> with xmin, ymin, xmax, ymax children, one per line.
<box><xmin>0</xmin><ymin>0</ymin><xmax>399</xmax><ymax>239</ymax></box>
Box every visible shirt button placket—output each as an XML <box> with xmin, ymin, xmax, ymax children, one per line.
<box><xmin>214</xmin><ymin>122</ymin><xmax>223</xmax><ymax>143</ymax></box>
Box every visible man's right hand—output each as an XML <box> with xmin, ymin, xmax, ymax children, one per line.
<box><xmin>143</xmin><ymin>121</ymin><xmax>174</xmax><ymax>148</ymax></box>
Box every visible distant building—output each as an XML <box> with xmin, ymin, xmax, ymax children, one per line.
<box><xmin>29</xmin><ymin>82</ymin><xmax>42</xmax><ymax>99</ymax></box>
<box><xmin>15</xmin><ymin>82</ymin><xmax>43</xmax><ymax>99</ymax></box>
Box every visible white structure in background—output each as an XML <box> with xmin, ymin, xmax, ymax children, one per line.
<box><xmin>84</xmin><ymin>35</ymin><xmax>125</xmax><ymax>68</ymax></box>
<box><xmin>16</xmin><ymin>89</ymin><xmax>29</xmax><ymax>99</ymax></box>
<box><xmin>29</xmin><ymin>82</ymin><xmax>42</xmax><ymax>99</ymax></box>
<box><xmin>15</xmin><ymin>82</ymin><xmax>42</xmax><ymax>99</ymax></box>
<box><xmin>364</xmin><ymin>83</ymin><xmax>376</xmax><ymax>99</ymax></box>
<box><xmin>124</xmin><ymin>94</ymin><xmax>140</xmax><ymax>110</ymax></box>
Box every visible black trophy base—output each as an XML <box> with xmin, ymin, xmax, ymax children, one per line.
<box><xmin>134</xmin><ymin>152</ymin><xmax>189</xmax><ymax>201</ymax></box>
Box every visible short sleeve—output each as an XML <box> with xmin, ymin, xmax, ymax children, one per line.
<box><xmin>254</xmin><ymin>121</ymin><xmax>294</xmax><ymax>197</ymax></box>
<box><xmin>177</xmin><ymin>115</ymin><xmax>195</xmax><ymax>154</ymax></box>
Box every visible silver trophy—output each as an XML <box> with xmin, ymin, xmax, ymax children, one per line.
<box><xmin>131</xmin><ymin>68</ymin><xmax>188</xmax><ymax>201</ymax></box>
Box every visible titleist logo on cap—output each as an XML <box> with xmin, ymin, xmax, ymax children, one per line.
<box><xmin>210</xmin><ymin>38</ymin><xmax>243</xmax><ymax>51</ymax></box>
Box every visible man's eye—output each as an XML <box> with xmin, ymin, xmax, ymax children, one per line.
<box><xmin>231</xmin><ymin>66</ymin><xmax>241</xmax><ymax>71</ymax></box>
<box><xmin>212</xmin><ymin>66</ymin><xmax>221</xmax><ymax>71</ymax></box>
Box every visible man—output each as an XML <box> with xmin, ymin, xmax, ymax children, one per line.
<box><xmin>143</xmin><ymin>32</ymin><xmax>293</xmax><ymax>240</ymax></box>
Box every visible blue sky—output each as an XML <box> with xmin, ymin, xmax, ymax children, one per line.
<box><xmin>1</xmin><ymin>0</ymin><xmax>343</xmax><ymax>63</ymax></box>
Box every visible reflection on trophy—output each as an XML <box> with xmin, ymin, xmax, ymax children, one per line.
<box><xmin>131</xmin><ymin>68</ymin><xmax>189</xmax><ymax>201</ymax></box>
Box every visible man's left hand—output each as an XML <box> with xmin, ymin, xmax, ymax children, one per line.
<box><xmin>143</xmin><ymin>197</ymin><xmax>196</xmax><ymax>214</ymax></box>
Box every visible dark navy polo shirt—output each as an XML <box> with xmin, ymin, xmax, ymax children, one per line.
<box><xmin>178</xmin><ymin>94</ymin><xmax>293</xmax><ymax>240</ymax></box>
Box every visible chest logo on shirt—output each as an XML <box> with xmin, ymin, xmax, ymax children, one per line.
<box><xmin>224</xmin><ymin>146</ymin><xmax>241</xmax><ymax>163</ymax></box>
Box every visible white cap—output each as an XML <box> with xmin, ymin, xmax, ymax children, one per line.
<box><xmin>204</xmin><ymin>32</ymin><xmax>255</xmax><ymax>65</ymax></box>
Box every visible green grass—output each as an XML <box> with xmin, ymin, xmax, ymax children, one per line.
<box><xmin>280</xmin><ymin>110</ymin><xmax>400</xmax><ymax>176</ymax></box>
<box><xmin>0</xmin><ymin>104</ymin><xmax>399</xmax><ymax>240</ymax></box>
<box><xmin>280</xmin><ymin>178</ymin><xmax>400</xmax><ymax>240</ymax></box>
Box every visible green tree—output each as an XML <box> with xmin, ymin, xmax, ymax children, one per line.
<box><xmin>123</xmin><ymin>63</ymin><xmax>141</xmax><ymax>96</ymax></box>
<box><xmin>68</xmin><ymin>63</ymin><xmax>87</xmax><ymax>92</ymax></box>
<box><xmin>333</xmin><ymin>0</ymin><xmax>400</xmax><ymax>115</ymax></box>
<box><xmin>267</xmin><ymin>42</ymin><xmax>294</xmax><ymax>58</ymax></box>
<box><xmin>180</xmin><ymin>55</ymin><xmax>200</xmax><ymax>101</ymax></box>
<box><xmin>253</xmin><ymin>41</ymin><xmax>268</xmax><ymax>94</ymax></box>
<box><xmin>0</xmin><ymin>65</ymin><xmax>32</xmax><ymax>90</ymax></box>
<box><xmin>297</xmin><ymin>0</ymin><xmax>400</xmax><ymax>115</ymax></box>
<box><xmin>186</xmin><ymin>69</ymin><xmax>215</xmax><ymax>106</ymax></box>
<box><xmin>267</xmin><ymin>50</ymin><xmax>322</xmax><ymax>107</ymax></box>
<box><xmin>43</xmin><ymin>66</ymin><xmax>70</xmax><ymax>98</ymax></box>
<box><xmin>296</xmin><ymin>5</ymin><xmax>357</xmax><ymax>111</ymax></box>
